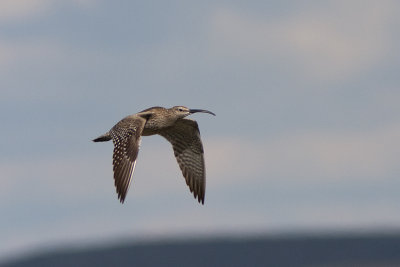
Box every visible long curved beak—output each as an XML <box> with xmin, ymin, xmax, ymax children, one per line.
<box><xmin>189</xmin><ymin>109</ymin><xmax>216</xmax><ymax>116</ymax></box>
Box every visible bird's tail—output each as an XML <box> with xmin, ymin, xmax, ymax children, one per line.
<box><xmin>93</xmin><ymin>132</ymin><xmax>112</xmax><ymax>142</ymax></box>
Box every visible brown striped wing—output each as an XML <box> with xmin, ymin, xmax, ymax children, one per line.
<box><xmin>110</xmin><ymin>115</ymin><xmax>146</xmax><ymax>203</ymax></box>
<box><xmin>160</xmin><ymin>119</ymin><xmax>206</xmax><ymax>204</ymax></box>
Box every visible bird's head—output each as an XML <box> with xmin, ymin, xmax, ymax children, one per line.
<box><xmin>172</xmin><ymin>106</ymin><xmax>216</xmax><ymax>118</ymax></box>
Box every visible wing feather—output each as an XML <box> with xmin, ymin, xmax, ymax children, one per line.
<box><xmin>110</xmin><ymin>115</ymin><xmax>145</xmax><ymax>203</ymax></box>
<box><xmin>160</xmin><ymin>119</ymin><xmax>206</xmax><ymax>204</ymax></box>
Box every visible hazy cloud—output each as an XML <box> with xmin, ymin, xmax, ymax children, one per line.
<box><xmin>206</xmin><ymin>123</ymin><xmax>400</xmax><ymax>185</ymax></box>
<box><xmin>0</xmin><ymin>0</ymin><xmax>52</xmax><ymax>21</ymax></box>
<box><xmin>209</xmin><ymin>1</ymin><xmax>398</xmax><ymax>82</ymax></box>
<box><xmin>0</xmin><ymin>0</ymin><xmax>96</xmax><ymax>22</ymax></box>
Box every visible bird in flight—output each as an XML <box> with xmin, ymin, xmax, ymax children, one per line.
<box><xmin>93</xmin><ymin>106</ymin><xmax>215</xmax><ymax>204</ymax></box>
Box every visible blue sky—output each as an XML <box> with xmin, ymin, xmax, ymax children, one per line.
<box><xmin>1</xmin><ymin>0</ymin><xmax>400</xmax><ymax>260</ymax></box>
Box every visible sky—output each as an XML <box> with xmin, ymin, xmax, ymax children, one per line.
<box><xmin>1</xmin><ymin>0</ymin><xmax>400</xmax><ymax>261</ymax></box>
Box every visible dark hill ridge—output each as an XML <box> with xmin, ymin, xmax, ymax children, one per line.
<box><xmin>2</xmin><ymin>234</ymin><xmax>400</xmax><ymax>267</ymax></box>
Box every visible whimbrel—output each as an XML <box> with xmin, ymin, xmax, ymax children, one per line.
<box><xmin>93</xmin><ymin>106</ymin><xmax>215</xmax><ymax>204</ymax></box>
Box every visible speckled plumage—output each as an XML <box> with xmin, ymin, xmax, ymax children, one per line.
<box><xmin>93</xmin><ymin>106</ymin><xmax>215</xmax><ymax>204</ymax></box>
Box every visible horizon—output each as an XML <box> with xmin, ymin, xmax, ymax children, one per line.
<box><xmin>3</xmin><ymin>232</ymin><xmax>400</xmax><ymax>267</ymax></box>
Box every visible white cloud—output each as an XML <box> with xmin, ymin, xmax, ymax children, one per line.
<box><xmin>2</xmin><ymin>122</ymin><xmax>399</xmax><ymax>205</ymax></box>
<box><xmin>209</xmin><ymin>0</ymin><xmax>398</xmax><ymax>82</ymax></box>
<box><xmin>0</xmin><ymin>40</ymin><xmax>62</xmax><ymax>69</ymax></box>
<box><xmin>0</xmin><ymin>0</ymin><xmax>52</xmax><ymax>21</ymax></box>
<box><xmin>0</xmin><ymin>138</ymin><xmax>207</xmax><ymax>204</ymax></box>
<box><xmin>0</xmin><ymin>0</ymin><xmax>96</xmax><ymax>22</ymax></box>
<box><xmin>206</xmin><ymin>123</ymin><xmax>400</xmax><ymax>185</ymax></box>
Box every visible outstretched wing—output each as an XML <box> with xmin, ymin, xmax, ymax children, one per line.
<box><xmin>110</xmin><ymin>115</ymin><xmax>146</xmax><ymax>203</ymax></box>
<box><xmin>159</xmin><ymin>119</ymin><xmax>206</xmax><ymax>204</ymax></box>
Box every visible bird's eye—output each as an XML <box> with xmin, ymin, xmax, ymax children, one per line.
<box><xmin>178</xmin><ymin>108</ymin><xmax>183</xmax><ymax>112</ymax></box>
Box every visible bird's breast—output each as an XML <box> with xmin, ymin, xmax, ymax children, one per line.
<box><xmin>142</xmin><ymin>127</ymin><xmax>159</xmax><ymax>136</ymax></box>
<box><xmin>142</xmin><ymin>121</ymin><xmax>167</xmax><ymax>136</ymax></box>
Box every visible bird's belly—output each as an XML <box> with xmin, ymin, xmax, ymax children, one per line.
<box><xmin>142</xmin><ymin>128</ymin><xmax>159</xmax><ymax>136</ymax></box>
